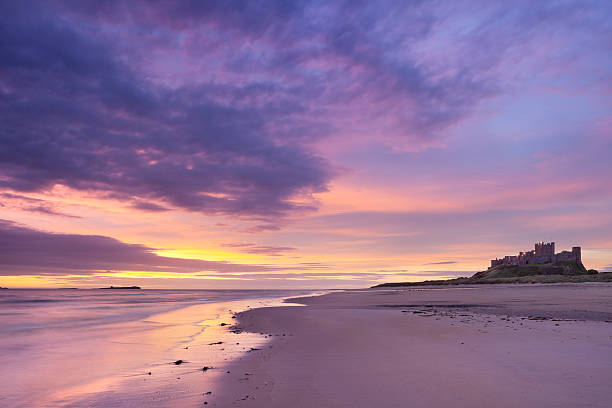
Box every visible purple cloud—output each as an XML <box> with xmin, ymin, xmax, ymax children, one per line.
<box><xmin>0</xmin><ymin>219</ymin><xmax>275</xmax><ymax>276</ymax></box>
<box><xmin>0</xmin><ymin>2</ymin><xmax>332</xmax><ymax>220</ymax></box>
<box><xmin>222</xmin><ymin>242</ymin><xmax>296</xmax><ymax>256</ymax></box>
<box><xmin>129</xmin><ymin>200</ymin><xmax>169</xmax><ymax>213</ymax></box>
<box><xmin>424</xmin><ymin>261</ymin><xmax>458</xmax><ymax>265</ymax></box>
<box><xmin>1</xmin><ymin>0</ymin><xmax>610</xmax><ymax>227</ymax></box>
<box><xmin>0</xmin><ymin>193</ymin><xmax>80</xmax><ymax>218</ymax></box>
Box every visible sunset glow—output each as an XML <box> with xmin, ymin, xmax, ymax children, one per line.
<box><xmin>1</xmin><ymin>0</ymin><xmax>611</xmax><ymax>288</ymax></box>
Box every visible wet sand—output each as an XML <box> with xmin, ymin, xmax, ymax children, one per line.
<box><xmin>208</xmin><ymin>284</ymin><xmax>612</xmax><ymax>407</ymax></box>
<box><xmin>0</xmin><ymin>290</ymin><xmax>313</xmax><ymax>408</ymax></box>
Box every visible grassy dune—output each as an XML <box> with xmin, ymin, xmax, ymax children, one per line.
<box><xmin>373</xmin><ymin>262</ymin><xmax>610</xmax><ymax>288</ymax></box>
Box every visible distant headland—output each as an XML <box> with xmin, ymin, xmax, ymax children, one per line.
<box><xmin>374</xmin><ymin>241</ymin><xmax>611</xmax><ymax>288</ymax></box>
<box><xmin>100</xmin><ymin>286</ymin><xmax>142</xmax><ymax>290</ymax></box>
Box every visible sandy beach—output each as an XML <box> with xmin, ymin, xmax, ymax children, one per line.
<box><xmin>208</xmin><ymin>284</ymin><xmax>612</xmax><ymax>407</ymax></box>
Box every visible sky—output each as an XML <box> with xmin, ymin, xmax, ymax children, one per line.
<box><xmin>1</xmin><ymin>0</ymin><xmax>611</xmax><ymax>289</ymax></box>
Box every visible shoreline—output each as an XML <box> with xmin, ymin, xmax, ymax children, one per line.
<box><xmin>208</xmin><ymin>283</ymin><xmax>612</xmax><ymax>407</ymax></box>
<box><xmin>0</xmin><ymin>289</ymin><xmax>316</xmax><ymax>407</ymax></box>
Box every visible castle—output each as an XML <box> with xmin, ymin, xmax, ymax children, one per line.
<box><xmin>490</xmin><ymin>242</ymin><xmax>581</xmax><ymax>269</ymax></box>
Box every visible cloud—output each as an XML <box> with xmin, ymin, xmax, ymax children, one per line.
<box><xmin>24</xmin><ymin>205</ymin><xmax>81</xmax><ymax>219</ymax></box>
<box><xmin>245</xmin><ymin>224</ymin><xmax>284</xmax><ymax>233</ymax></box>
<box><xmin>372</xmin><ymin>269</ymin><xmax>469</xmax><ymax>277</ymax></box>
<box><xmin>296</xmin><ymin>262</ymin><xmax>332</xmax><ymax>269</ymax></box>
<box><xmin>6</xmin><ymin>0</ymin><xmax>602</xmax><ymax>223</ymax></box>
<box><xmin>0</xmin><ymin>219</ymin><xmax>275</xmax><ymax>276</ymax></box>
<box><xmin>0</xmin><ymin>193</ymin><xmax>81</xmax><ymax>218</ymax></box>
<box><xmin>222</xmin><ymin>242</ymin><xmax>296</xmax><ymax>256</ymax></box>
<box><xmin>424</xmin><ymin>261</ymin><xmax>458</xmax><ymax>265</ymax></box>
<box><xmin>129</xmin><ymin>200</ymin><xmax>169</xmax><ymax>212</ymax></box>
<box><xmin>0</xmin><ymin>2</ymin><xmax>332</xmax><ymax>221</ymax></box>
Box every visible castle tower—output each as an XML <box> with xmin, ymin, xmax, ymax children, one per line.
<box><xmin>535</xmin><ymin>241</ymin><xmax>555</xmax><ymax>256</ymax></box>
<box><xmin>572</xmin><ymin>247</ymin><xmax>581</xmax><ymax>262</ymax></box>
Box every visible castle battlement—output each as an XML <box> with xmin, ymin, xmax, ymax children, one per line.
<box><xmin>490</xmin><ymin>242</ymin><xmax>581</xmax><ymax>269</ymax></box>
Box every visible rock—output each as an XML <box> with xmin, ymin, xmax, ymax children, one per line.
<box><xmin>174</xmin><ymin>360</ymin><xmax>184</xmax><ymax>365</ymax></box>
<box><xmin>202</xmin><ymin>366</ymin><xmax>212</xmax><ymax>371</ymax></box>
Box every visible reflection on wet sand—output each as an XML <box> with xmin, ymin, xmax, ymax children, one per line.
<box><xmin>0</xmin><ymin>289</ymin><xmax>312</xmax><ymax>407</ymax></box>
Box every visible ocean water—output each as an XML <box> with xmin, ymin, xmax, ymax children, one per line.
<box><xmin>0</xmin><ymin>289</ymin><xmax>316</xmax><ymax>407</ymax></box>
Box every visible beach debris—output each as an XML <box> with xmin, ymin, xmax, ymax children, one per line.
<box><xmin>204</xmin><ymin>391</ymin><xmax>212</xmax><ymax>395</ymax></box>
<box><xmin>202</xmin><ymin>366</ymin><xmax>212</xmax><ymax>371</ymax></box>
<box><xmin>183</xmin><ymin>346</ymin><xmax>189</xmax><ymax>349</ymax></box>
<box><xmin>220</xmin><ymin>322</ymin><xmax>229</xmax><ymax>326</ymax></box>
<box><xmin>208</xmin><ymin>341</ymin><xmax>223</xmax><ymax>345</ymax></box>
<box><xmin>147</xmin><ymin>372</ymin><xmax>152</xmax><ymax>375</ymax></box>
<box><xmin>173</xmin><ymin>360</ymin><xmax>184</xmax><ymax>365</ymax></box>
<box><xmin>247</xmin><ymin>348</ymin><xmax>260</xmax><ymax>352</ymax></box>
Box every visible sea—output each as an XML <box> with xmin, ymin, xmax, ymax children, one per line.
<box><xmin>0</xmin><ymin>288</ymin><xmax>320</xmax><ymax>407</ymax></box>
